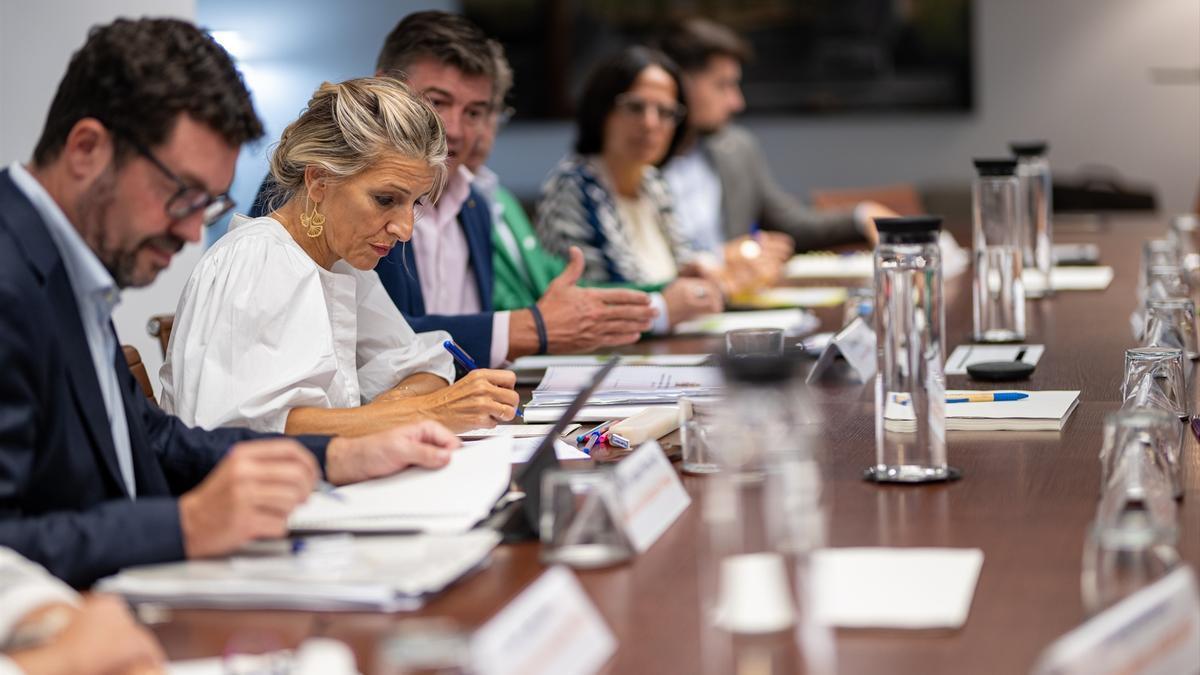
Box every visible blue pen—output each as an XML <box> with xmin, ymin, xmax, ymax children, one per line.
<box><xmin>946</xmin><ymin>392</ymin><xmax>1029</xmax><ymax>404</ymax></box>
<box><xmin>749</xmin><ymin>221</ymin><xmax>761</xmax><ymax>240</ymax></box>
<box><xmin>442</xmin><ymin>340</ymin><xmax>523</xmax><ymax>418</ymax></box>
<box><xmin>443</xmin><ymin>339</ymin><xmax>479</xmax><ymax>371</ymax></box>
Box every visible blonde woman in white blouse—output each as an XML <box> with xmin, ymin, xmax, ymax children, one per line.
<box><xmin>0</xmin><ymin>547</ymin><xmax>162</xmax><ymax>675</ymax></box>
<box><xmin>161</xmin><ymin>77</ymin><xmax>519</xmax><ymax>435</ymax></box>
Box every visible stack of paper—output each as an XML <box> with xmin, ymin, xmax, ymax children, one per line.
<box><xmin>509</xmin><ymin>354</ymin><xmax>712</xmax><ymax>384</ymax></box>
<box><xmin>729</xmin><ymin>286</ymin><xmax>848</xmax><ymax>309</ymax></box>
<box><xmin>811</xmin><ymin>548</ymin><xmax>984</xmax><ymax>629</ymax></box>
<box><xmin>672</xmin><ymin>309</ymin><xmax>819</xmax><ymax>336</ymax></box>
<box><xmin>288</xmin><ymin>437</ymin><xmax>512</xmax><ymax>533</ymax></box>
<box><xmin>510</xmin><ymin>354</ymin><xmax>711</xmax><ymax>370</ymax></box>
<box><xmin>99</xmin><ymin>531</ymin><xmax>500</xmax><ymax>612</ymax></box>
<box><xmin>523</xmin><ymin>365</ymin><xmax>723</xmax><ymax>422</ymax></box>
<box><xmin>883</xmin><ymin>390</ymin><xmax>1080</xmax><ymax>431</ymax></box>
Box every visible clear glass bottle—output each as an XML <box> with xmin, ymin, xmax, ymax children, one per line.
<box><xmin>972</xmin><ymin>158</ymin><xmax>1026</xmax><ymax>342</ymax></box>
<box><xmin>868</xmin><ymin>216</ymin><xmax>958</xmax><ymax>483</ymax></box>
<box><xmin>698</xmin><ymin>353</ymin><xmax>828</xmax><ymax>675</ymax></box>
<box><xmin>1011</xmin><ymin>141</ymin><xmax>1054</xmax><ymax>298</ymax></box>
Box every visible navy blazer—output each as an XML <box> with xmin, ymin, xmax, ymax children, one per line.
<box><xmin>251</xmin><ymin>177</ymin><xmax>498</xmax><ymax>365</ymax></box>
<box><xmin>0</xmin><ymin>170</ymin><xmax>330</xmax><ymax>587</ymax></box>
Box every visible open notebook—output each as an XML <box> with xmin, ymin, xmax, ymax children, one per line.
<box><xmin>883</xmin><ymin>390</ymin><xmax>1080</xmax><ymax>431</ymax></box>
<box><xmin>288</xmin><ymin>436</ymin><xmax>512</xmax><ymax>533</ymax></box>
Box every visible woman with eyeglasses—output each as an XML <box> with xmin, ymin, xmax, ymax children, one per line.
<box><xmin>160</xmin><ymin>77</ymin><xmax>519</xmax><ymax>436</ymax></box>
<box><xmin>534</xmin><ymin>47</ymin><xmax>727</xmax><ymax>323</ymax></box>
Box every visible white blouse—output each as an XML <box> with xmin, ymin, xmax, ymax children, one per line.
<box><xmin>160</xmin><ymin>215</ymin><xmax>455</xmax><ymax>432</ymax></box>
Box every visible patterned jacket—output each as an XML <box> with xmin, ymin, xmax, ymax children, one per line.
<box><xmin>534</xmin><ymin>155</ymin><xmax>698</xmax><ymax>285</ymax></box>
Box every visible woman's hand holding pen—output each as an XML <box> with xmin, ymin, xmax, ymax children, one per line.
<box><xmin>403</xmin><ymin>369</ymin><xmax>519</xmax><ymax>432</ymax></box>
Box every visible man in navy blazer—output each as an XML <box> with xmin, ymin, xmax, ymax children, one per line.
<box><xmin>0</xmin><ymin>18</ymin><xmax>459</xmax><ymax>588</ymax></box>
<box><xmin>253</xmin><ymin>12</ymin><xmax>659</xmax><ymax>367</ymax></box>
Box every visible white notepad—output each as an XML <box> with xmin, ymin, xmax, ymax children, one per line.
<box><xmin>811</xmin><ymin>548</ymin><xmax>984</xmax><ymax>629</ymax></box>
<box><xmin>672</xmin><ymin>309</ymin><xmax>819</xmax><ymax>336</ymax></box>
<box><xmin>288</xmin><ymin>437</ymin><xmax>512</xmax><ymax>533</ymax></box>
<box><xmin>883</xmin><ymin>390</ymin><xmax>1080</xmax><ymax>431</ymax></box>
<box><xmin>944</xmin><ymin>344</ymin><xmax>1044</xmax><ymax>375</ymax></box>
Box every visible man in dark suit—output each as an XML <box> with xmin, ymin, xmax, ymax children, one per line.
<box><xmin>254</xmin><ymin>12</ymin><xmax>659</xmax><ymax>366</ymax></box>
<box><xmin>0</xmin><ymin>18</ymin><xmax>459</xmax><ymax>588</ymax></box>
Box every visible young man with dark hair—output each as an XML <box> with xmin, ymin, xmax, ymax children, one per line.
<box><xmin>658</xmin><ymin>17</ymin><xmax>896</xmax><ymax>253</ymax></box>
<box><xmin>0</xmin><ymin>18</ymin><xmax>459</xmax><ymax>587</ymax></box>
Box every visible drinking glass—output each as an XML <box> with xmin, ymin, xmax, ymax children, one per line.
<box><xmin>1121</xmin><ymin>346</ymin><xmax>1189</xmax><ymax>418</ymax></box>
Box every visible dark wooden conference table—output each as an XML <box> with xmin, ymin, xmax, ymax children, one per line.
<box><xmin>151</xmin><ymin>214</ymin><xmax>1200</xmax><ymax>674</ymax></box>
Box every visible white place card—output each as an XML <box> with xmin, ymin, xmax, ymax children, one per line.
<box><xmin>807</xmin><ymin>317</ymin><xmax>877</xmax><ymax>384</ymax></box>
<box><xmin>471</xmin><ymin>566</ymin><xmax>616</xmax><ymax>675</ymax></box>
<box><xmin>1031</xmin><ymin>565</ymin><xmax>1200</xmax><ymax>675</ymax></box>
<box><xmin>613</xmin><ymin>441</ymin><xmax>691</xmax><ymax>553</ymax></box>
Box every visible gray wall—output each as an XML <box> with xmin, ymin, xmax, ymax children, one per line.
<box><xmin>196</xmin><ymin>0</ymin><xmax>1198</xmax><ymax>224</ymax></box>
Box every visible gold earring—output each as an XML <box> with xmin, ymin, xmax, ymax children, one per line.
<box><xmin>300</xmin><ymin>195</ymin><xmax>326</xmax><ymax>238</ymax></box>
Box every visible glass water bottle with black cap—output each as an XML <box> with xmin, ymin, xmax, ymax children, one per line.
<box><xmin>972</xmin><ymin>158</ymin><xmax>1027</xmax><ymax>342</ymax></box>
<box><xmin>1011</xmin><ymin>141</ymin><xmax>1054</xmax><ymax>298</ymax></box>
<box><xmin>868</xmin><ymin>216</ymin><xmax>959</xmax><ymax>483</ymax></box>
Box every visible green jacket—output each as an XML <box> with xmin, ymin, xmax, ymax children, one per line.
<box><xmin>490</xmin><ymin>185</ymin><xmax>665</xmax><ymax>311</ymax></box>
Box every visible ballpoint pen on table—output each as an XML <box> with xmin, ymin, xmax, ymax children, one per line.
<box><xmin>442</xmin><ymin>339</ymin><xmax>523</xmax><ymax>418</ymax></box>
<box><xmin>895</xmin><ymin>392</ymin><xmax>1030</xmax><ymax>405</ymax></box>
<box><xmin>946</xmin><ymin>392</ymin><xmax>1029</xmax><ymax>403</ymax></box>
<box><xmin>576</xmin><ymin>420</ymin><xmax>614</xmax><ymax>444</ymax></box>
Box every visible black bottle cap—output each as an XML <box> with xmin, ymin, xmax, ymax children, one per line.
<box><xmin>875</xmin><ymin>215</ymin><xmax>942</xmax><ymax>244</ymax></box>
<box><xmin>1009</xmin><ymin>141</ymin><xmax>1048</xmax><ymax>156</ymax></box>
<box><xmin>973</xmin><ymin>158</ymin><xmax>1018</xmax><ymax>176</ymax></box>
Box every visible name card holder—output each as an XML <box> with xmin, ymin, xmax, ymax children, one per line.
<box><xmin>1031</xmin><ymin>565</ymin><xmax>1200</xmax><ymax>675</ymax></box>
<box><xmin>807</xmin><ymin>317</ymin><xmax>877</xmax><ymax>384</ymax></box>
<box><xmin>613</xmin><ymin>441</ymin><xmax>692</xmax><ymax>553</ymax></box>
<box><xmin>471</xmin><ymin>566</ymin><xmax>616</xmax><ymax>675</ymax></box>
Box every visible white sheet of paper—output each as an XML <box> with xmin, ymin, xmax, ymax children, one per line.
<box><xmin>811</xmin><ymin>548</ymin><xmax>984</xmax><ymax>629</ymax></box>
<box><xmin>613</xmin><ymin>441</ymin><xmax>691</xmax><ymax>553</ymax></box>
<box><xmin>471</xmin><ymin>566</ymin><xmax>616</xmax><ymax>675</ymax></box>
<box><xmin>1031</xmin><ymin>565</ymin><xmax>1200</xmax><ymax>675</ymax></box>
<box><xmin>458</xmin><ymin>424</ymin><xmax>579</xmax><ymax>439</ymax></box>
<box><xmin>288</xmin><ymin>437</ymin><xmax>512</xmax><ymax>533</ymax></box>
<box><xmin>507</xmin><ymin>437</ymin><xmax>589</xmax><ymax>463</ymax></box>
<box><xmin>1023</xmin><ymin>266</ymin><xmax>1115</xmax><ymax>293</ymax></box>
<box><xmin>672</xmin><ymin>309</ymin><xmax>819</xmax><ymax>336</ymax></box>
<box><xmin>944</xmin><ymin>344</ymin><xmax>1045</xmax><ymax>375</ymax></box>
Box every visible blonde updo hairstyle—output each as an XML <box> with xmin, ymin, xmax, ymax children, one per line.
<box><xmin>266</xmin><ymin>76</ymin><xmax>447</xmax><ymax>212</ymax></box>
